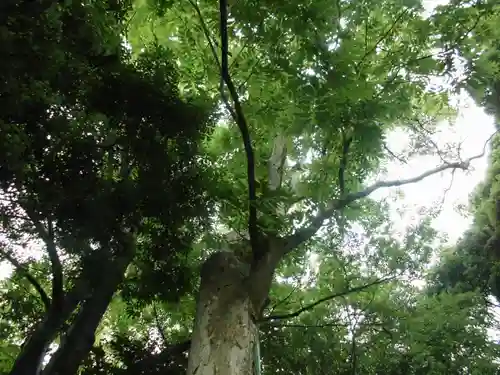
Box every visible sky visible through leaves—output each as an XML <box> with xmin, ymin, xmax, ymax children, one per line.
<box><xmin>2</xmin><ymin>0</ymin><xmax>500</xmax><ymax>373</ymax></box>
<box><xmin>0</xmin><ymin>0</ymin><xmax>496</xmax><ymax>300</ymax></box>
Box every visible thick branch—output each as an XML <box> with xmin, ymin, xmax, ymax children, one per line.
<box><xmin>190</xmin><ymin>0</ymin><xmax>260</xmax><ymax>258</ymax></box>
<box><xmin>268</xmin><ymin>134</ymin><xmax>287</xmax><ymax>191</ymax></box>
<box><xmin>260</xmin><ymin>276</ymin><xmax>394</xmax><ymax>322</ymax></box>
<box><xmin>219</xmin><ymin>0</ymin><xmax>259</xmax><ymax>259</ymax></box>
<box><xmin>0</xmin><ymin>248</ymin><xmax>51</xmax><ymax>311</ymax></box>
<box><xmin>14</xmin><ymin>183</ymin><xmax>64</xmax><ymax>312</ymax></box>
<box><xmin>284</xmin><ymin>133</ymin><xmax>496</xmax><ymax>253</ymax></box>
<box><xmin>45</xmin><ymin>218</ymin><xmax>64</xmax><ymax>310</ymax></box>
<box><xmin>14</xmin><ymin>193</ymin><xmax>64</xmax><ymax>313</ymax></box>
<box><xmin>285</xmin><ymin>162</ymin><xmax>467</xmax><ymax>251</ymax></box>
<box><xmin>41</xmin><ymin>241</ymin><xmax>135</xmax><ymax>375</ymax></box>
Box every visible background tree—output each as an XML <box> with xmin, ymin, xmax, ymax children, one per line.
<box><xmin>0</xmin><ymin>1</ymin><xmax>213</xmax><ymax>374</ymax></box>
<box><xmin>429</xmin><ymin>0</ymin><xmax>500</xmax><ymax>301</ymax></box>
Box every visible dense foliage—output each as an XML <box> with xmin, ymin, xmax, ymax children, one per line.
<box><xmin>0</xmin><ymin>1</ymin><xmax>213</xmax><ymax>374</ymax></box>
<box><xmin>1</xmin><ymin>0</ymin><xmax>500</xmax><ymax>374</ymax></box>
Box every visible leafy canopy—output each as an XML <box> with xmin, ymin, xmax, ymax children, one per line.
<box><xmin>1</xmin><ymin>0</ymin><xmax>500</xmax><ymax>374</ymax></box>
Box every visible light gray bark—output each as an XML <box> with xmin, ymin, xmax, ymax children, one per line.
<box><xmin>187</xmin><ymin>132</ymin><xmax>289</xmax><ymax>375</ymax></box>
<box><xmin>187</xmin><ymin>252</ymin><xmax>258</xmax><ymax>375</ymax></box>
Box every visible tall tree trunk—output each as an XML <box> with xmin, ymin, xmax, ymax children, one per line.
<box><xmin>9</xmin><ymin>280</ymin><xmax>88</xmax><ymax>375</ymax></box>
<box><xmin>187</xmin><ymin>135</ymin><xmax>288</xmax><ymax>375</ymax></box>
<box><xmin>187</xmin><ymin>251</ymin><xmax>256</xmax><ymax>375</ymax></box>
<box><xmin>187</xmin><ymin>246</ymin><xmax>282</xmax><ymax>375</ymax></box>
<box><xmin>9</xmin><ymin>312</ymin><xmax>64</xmax><ymax>375</ymax></box>
<box><xmin>41</xmin><ymin>252</ymin><xmax>133</xmax><ymax>375</ymax></box>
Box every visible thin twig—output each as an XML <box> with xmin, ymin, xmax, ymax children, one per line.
<box><xmin>355</xmin><ymin>9</ymin><xmax>409</xmax><ymax>74</ymax></box>
<box><xmin>268</xmin><ymin>321</ymin><xmax>386</xmax><ymax>329</ymax></box>
<box><xmin>268</xmin><ymin>286</ymin><xmax>298</xmax><ymax>315</ymax></box>
<box><xmin>383</xmin><ymin>142</ymin><xmax>408</xmax><ymax>164</ymax></box>
<box><xmin>187</xmin><ymin>0</ymin><xmax>221</xmax><ymax>69</ymax></box>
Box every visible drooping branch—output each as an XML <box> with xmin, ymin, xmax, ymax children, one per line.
<box><xmin>219</xmin><ymin>0</ymin><xmax>259</xmax><ymax>259</ymax></box>
<box><xmin>0</xmin><ymin>247</ymin><xmax>51</xmax><ymax>311</ymax></box>
<box><xmin>16</xmin><ymin>191</ymin><xmax>65</xmax><ymax>312</ymax></box>
<box><xmin>260</xmin><ymin>276</ymin><xmax>394</xmax><ymax>322</ymax></box>
<box><xmin>284</xmin><ymin>133</ymin><xmax>497</xmax><ymax>253</ymax></box>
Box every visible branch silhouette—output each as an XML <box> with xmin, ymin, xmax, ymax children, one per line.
<box><xmin>260</xmin><ymin>276</ymin><xmax>394</xmax><ymax>322</ymax></box>
<box><xmin>284</xmin><ymin>131</ymin><xmax>497</xmax><ymax>253</ymax></box>
<box><xmin>0</xmin><ymin>247</ymin><xmax>51</xmax><ymax>311</ymax></box>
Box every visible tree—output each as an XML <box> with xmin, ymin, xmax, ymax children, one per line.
<box><xmin>66</xmin><ymin>219</ymin><xmax>500</xmax><ymax>375</ymax></box>
<box><xmin>428</xmin><ymin>0</ymin><xmax>500</xmax><ymax>300</ymax></box>
<box><xmin>0</xmin><ymin>1</ymin><xmax>212</xmax><ymax>374</ymax></box>
<box><xmin>260</xmin><ymin>287</ymin><xmax>498</xmax><ymax>375</ymax></box>
<box><xmin>121</xmin><ymin>0</ymin><xmax>499</xmax><ymax>374</ymax></box>
<box><xmin>2</xmin><ymin>0</ymin><xmax>500</xmax><ymax>374</ymax></box>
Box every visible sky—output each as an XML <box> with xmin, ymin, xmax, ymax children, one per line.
<box><xmin>376</xmin><ymin>92</ymin><xmax>495</xmax><ymax>246</ymax></box>
<box><xmin>372</xmin><ymin>0</ymin><xmax>496</xmax><ymax>247</ymax></box>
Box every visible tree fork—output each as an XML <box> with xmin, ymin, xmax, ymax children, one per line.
<box><xmin>187</xmin><ymin>239</ymin><xmax>282</xmax><ymax>375</ymax></box>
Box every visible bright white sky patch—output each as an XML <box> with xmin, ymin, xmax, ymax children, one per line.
<box><xmin>374</xmin><ymin>93</ymin><xmax>494</xmax><ymax>245</ymax></box>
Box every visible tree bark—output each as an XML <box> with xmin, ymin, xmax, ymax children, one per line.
<box><xmin>187</xmin><ymin>246</ymin><xmax>282</xmax><ymax>375</ymax></box>
<box><xmin>9</xmin><ymin>313</ymin><xmax>63</xmax><ymax>375</ymax></box>
<box><xmin>187</xmin><ymin>251</ymin><xmax>257</xmax><ymax>375</ymax></box>
<box><xmin>8</xmin><ymin>279</ymin><xmax>89</xmax><ymax>375</ymax></box>
<box><xmin>41</xmin><ymin>252</ymin><xmax>133</xmax><ymax>375</ymax></box>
